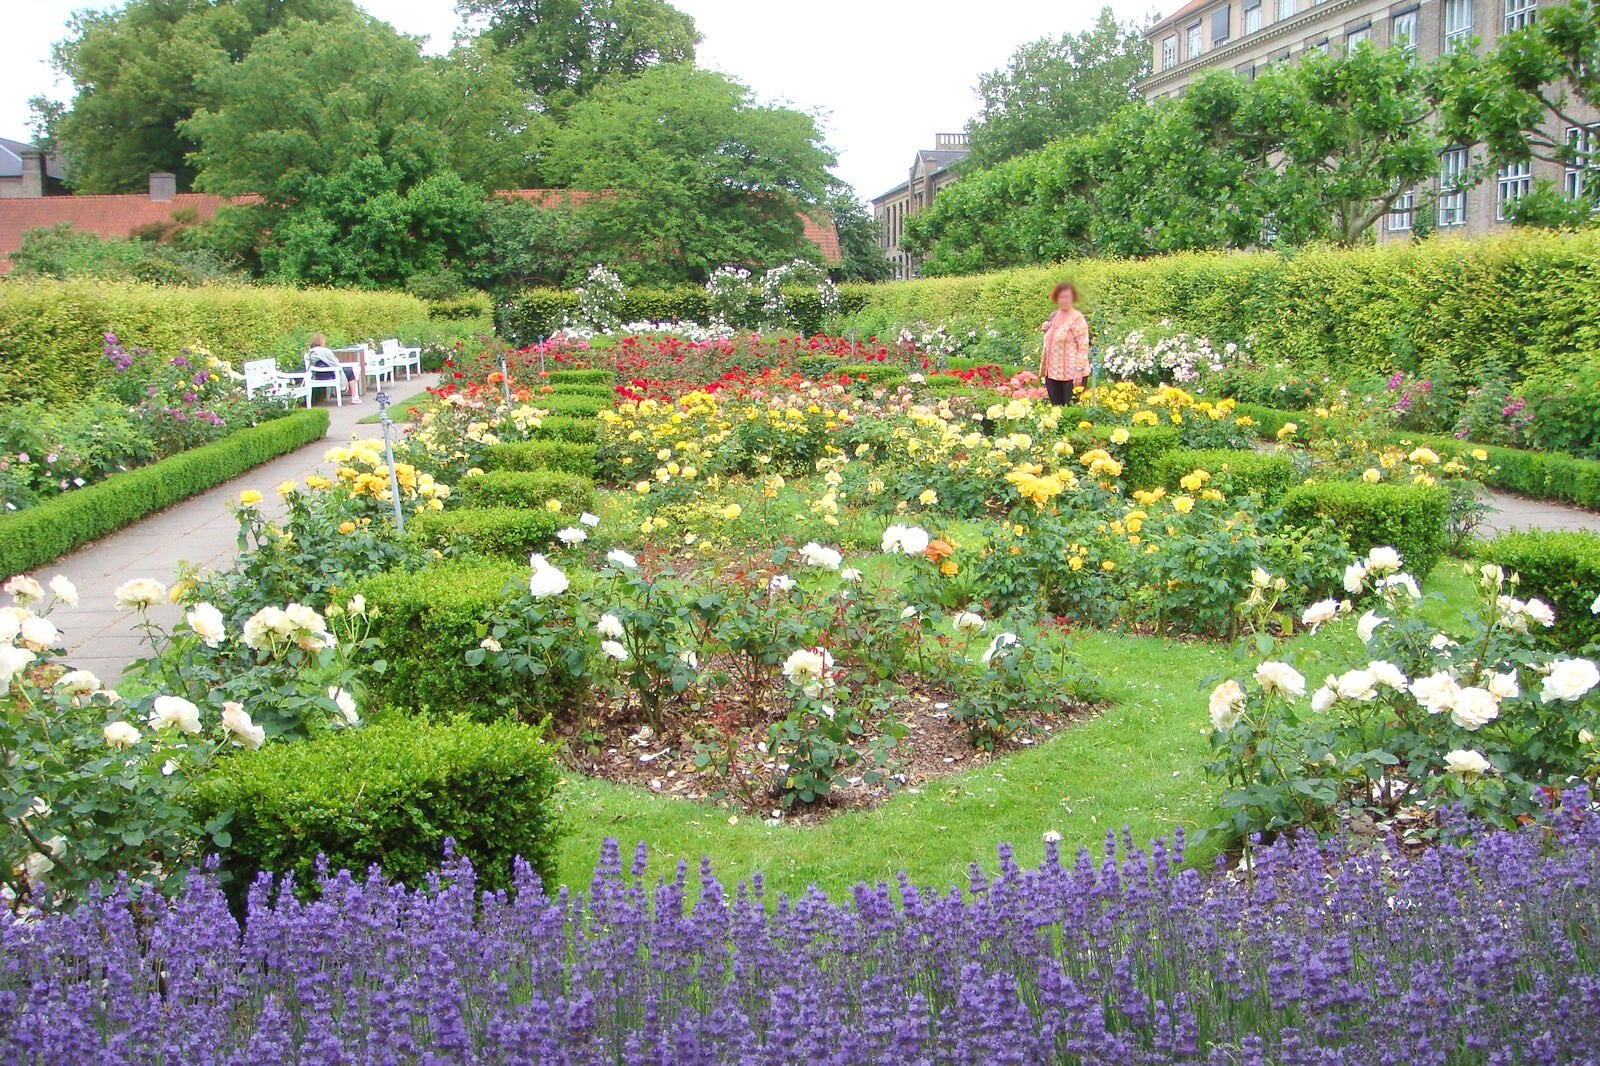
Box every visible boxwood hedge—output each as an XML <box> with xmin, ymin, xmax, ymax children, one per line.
<box><xmin>482</xmin><ymin>440</ymin><xmax>599</xmax><ymax>477</ymax></box>
<box><xmin>1154</xmin><ymin>449</ymin><xmax>1295</xmax><ymax>504</ymax></box>
<box><xmin>1476</xmin><ymin>530</ymin><xmax>1600</xmax><ymax>647</ymax></box>
<box><xmin>455</xmin><ymin>470</ymin><xmax>596</xmax><ymax>512</ymax></box>
<box><xmin>1282</xmin><ymin>481</ymin><xmax>1449</xmax><ymax>579</ymax></box>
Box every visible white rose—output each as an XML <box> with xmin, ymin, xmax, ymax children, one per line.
<box><xmin>798</xmin><ymin>542</ymin><xmax>844</xmax><ymax>570</ymax></box>
<box><xmin>981</xmin><ymin>632</ymin><xmax>1020</xmax><ymax>665</ymax></box>
<box><xmin>479</xmin><ymin>636</ymin><xmax>503</xmax><ymax>652</ymax></box>
<box><xmin>1592</xmin><ymin>593</ymin><xmax>1600</xmax><ymax>616</ymax></box>
<box><xmin>1541</xmin><ymin>658</ymin><xmax>1600</xmax><ymax>703</ymax></box>
<box><xmin>4</xmin><ymin>575</ymin><xmax>44</xmax><ymax>604</ymax></box>
<box><xmin>1479</xmin><ymin>563</ymin><xmax>1505</xmax><ymax>589</ymax></box>
<box><xmin>1311</xmin><ymin>684</ymin><xmax>1338</xmax><ymax>713</ymax></box>
<box><xmin>18</xmin><ymin>615</ymin><xmax>59</xmax><ymax>650</ymax></box>
<box><xmin>769</xmin><ymin>574</ymin><xmax>796</xmax><ymax>594</ymax></box>
<box><xmin>1335</xmin><ymin>669</ymin><xmax>1378</xmax><ymax>702</ymax></box>
<box><xmin>1251</xmin><ymin>567</ymin><xmax>1271</xmax><ymax>590</ymax></box>
<box><xmin>606</xmin><ymin>548</ymin><xmax>639</xmax><ymax>570</ymax></box>
<box><xmin>1366</xmin><ymin>660</ymin><xmax>1408</xmax><ymax>691</ymax></box>
<box><xmin>1365</xmin><ymin>546</ymin><xmax>1402</xmax><ymax>576</ymax></box>
<box><xmin>952</xmin><ymin>610</ymin><xmax>986</xmax><ymax>634</ymax></box>
<box><xmin>782</xmin><ymin>647</ymin><xmax>835</xmax><ymax>698</ymax></box>
<box><xmin>1430</xmin><ymin>633</ymin><xmax>1457</xmax><ymax>651</ymax></box>
<box><xmin>242</xmin><ymin>606</ymin><xmax>289</xmax><ymax>650</ymax></box>
<box><xmin>103</xmin><ymin>721</ymin><xmax>141</xmax><ymax>748</ymax></box>
<box><xmin>597</xmin><ymin>613</ymin><xmax>625</xmax><ymax>639</ymax></box>
<box><xmin>677</xmin><ymin>649</ymin><xmax>699</xmax><ymax>669</ymax></box>
<box><xmin>1300</xmin><ymin>598</ymin><xmax>1341</xmax><ymax>633</ymax></box>
<box><xmin>0</xmin><ymin>612</ymin><xmax>18</xmax><ymax>644</ymax></box>
<box><xmin>0</xmin><ymin>644</ymin><xmax>37</xmax><ymax>689</ymax></box>
<box><xmin>1377</xmin><ymin>573</ymin><xmax>1421</xmax><ymax>603</ymax></box>
<box><xmin>347</xmin><ymin>594</ymin><xmax>366</xmax><ymax>617</ymax></box>
<box><xmin>1487</xmin><ymin>671</ymin><xmax>1520</xmax><ymax>701</ymax></box>
<box><xmin>221</xmin><ymin>702</ymin><xmax>266</xmax><ymax>749</ymax></box>
<box><xmin>1410</xmin><ymin>671</ymin><xmax>1460</xmax><ymax>715</ymax></box>
<box><xmin>148</xmin><ymin>695</ymin><xmax>202</xmax><ymax>734</ymax></box>
<box><xmin>1450</xmin><ymin>687</ymin><xmax>1500</xmax><ymax>731</ymax></box>
<box><xmin>185</xmin><ymin>603</ymin><xmax>227</xmax><ymax>648</ymax></box>
<box><xmin>900</xmin><ymin>605</ymin><xmax>919</xmax><ymax>620</ymax></box>
<box><xmin>1209</xmin><ymin>679</ymin><xmax>1246</xmax><ymax>731</ymax></box>
<box><xmin>841</xmin><ymin>568</ymin><xmax>863</xmax><ymax>582</ymax></box>
<box><xmin>1523</xmin><ymin>598</ymin><xmax>1556</xmax><ymax>629</ymax></box>
<box><xmin>1356</xmin><ymin>611</ymin><xmax>1388</xmax><ymax>644</ymax></box>
<box><xmin>327</xmin><ymin>686</ymin><xmax>360</xmax><ymax>725</ymax></box>
<box><xmin>48</xmin><ymin>575</ymin><xmax>79</xmax><ymax>607</ymax></box>
<box><xmin>881</xmin><ymin>524</ymin><xmax>930</xmax><ymax>556</ymax></box>
<box><xmin>527</xmin><ymin>558</ymin><xmax>570</xmax><ymax>598</ymax></box>
<box><xmin>114</xmin><ymin>578</ymin><xmax>168</xmax><ymax>610</ymax></box>
<box><xmin>601</xmin><ymin>640</ymin><xmax>629</xmax><ymax>662</ymax></box>
<box><xmin>55</xmin><ymin>670</ymin><xmax>101</xmax><ymax>697</ymax></box>
<box><xmin>1444</xmin><ymin>749</ymin><xmax>1493</xmax><ymax>778</ymax></box>
<box><xmin>1342</xmin><ymin>562</ymin><xmax>1368</xmax><ymax>595</ymax></box>
<box><xmin>1253</xmin><ymin>661</ymin><xmax>1306</xmax><ymax>698</ymax></box>
<box><xmin>557</xmin><ymin>527</ymin><xmax>588</xmax><ymax>545</ymax></box>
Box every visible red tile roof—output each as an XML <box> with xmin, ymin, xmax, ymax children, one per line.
<box><xmin>0</xmin><ymin>192</ymin><xmax>245</xmax><ymax>269</ymax></box>
<box><xmin>1149</xmin><ymin>0</ymin><xmax>1213</xmax><ymax>35</ymax></box>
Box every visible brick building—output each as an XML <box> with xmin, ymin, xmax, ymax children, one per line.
<box><xmin>1141</xmin><ymin>0</ymin><xmax>1599</xmax><ymax>238</ymax></box>
<box><xmin>871</xmin><ymin>133</ymin><xmax>971</xmax><ymax>278</ymax></box>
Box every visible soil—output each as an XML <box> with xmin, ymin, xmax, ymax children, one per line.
<box><xmin>554</xmin><ymin>674</ymin><xmax>1099</xmax><ymax>825</ymax></box>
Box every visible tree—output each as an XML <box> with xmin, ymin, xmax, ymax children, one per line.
<box><xmin>183</xmin><ymin>16</ymin><xmax>486</xmax><ymax>287</ymax></box>
<box><xmin>964</xmin><ymin>7</ymin><xmax>1150</xmax><ymax>169</ymax></box>
<box><xmin>1433</xmin><ymin>0</ymin><xmax>1600</xmax><ymax>213</ymax></box>
<box><xmin>459</xmin><ymin>0</ymin><xmax>699</xmax><ymax>109</ymax></box>
<box><xmin>540</xmin><ymin>65</ymin><xmax>836</xmax><ymax>284</ymax></box>
<box><xmin>470</xmin><ymin>198</ymin><xmax>598</xmax><ymax>289</ymax></box>
<box><xmin>824</xmin><ymin>189</ymin><xmax>894</xmax><ymax>282</ymax></box>
<box><xmin>47</xmin><ymin>0</ymin><xmax>356</xmax><ymax>193</ymax></box>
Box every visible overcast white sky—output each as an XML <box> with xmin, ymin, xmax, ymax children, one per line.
<box><xmin>2</xmin><ymin>0</ymin><xmax>1160</xmax><ymax>198</ymax></box>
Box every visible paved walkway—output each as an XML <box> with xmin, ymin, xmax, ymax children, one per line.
<box><xmin>28</xmin><ymin>375</ymin><xmax>437</xmax><ymax>682</ymax></box>
<box><xmin>1483</xmin><ymin>491</ymin><xmax>1600</xmax><ymax>536</ymax></box>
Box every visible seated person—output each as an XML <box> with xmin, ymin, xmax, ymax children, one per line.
<box><xmin>305</xmin><ymin>333</ymin><xmax>360</xmax><ymax>404</ymax></box>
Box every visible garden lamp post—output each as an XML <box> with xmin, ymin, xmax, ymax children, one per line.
<box><xmin>376</xmin><ymin>390</ymin><xmax>405</xmax><ymax>533</ymax></box>
<box><xmin>497</xmin><ymin>351</ymin><xmax>513</xmax><ymax>406</ymax></box>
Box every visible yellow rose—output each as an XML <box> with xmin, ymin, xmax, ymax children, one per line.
<box><xmin>919</xmin><ymin>489</ymin><xmax>938</xmax><ymax>505</ymax></box>
<box><xmin>1172</xmin><ymin>495</ymin><xmax>1195</xmax><ymax>514</ymax></box>
<box><xmin>720</xmin><ymin>503</ymin><xmax>743</xmax><ymax>520</ymax></box>
<box><xmin>238</xmin><ymin>490</ymin><xmax>263</xmax><ymax>506</ymax></box>
<box><xmin>1471</xmin><ymin>448</ymin><xmax>1489</xmax><ymax>462</ymax></box>
<box><xmin>546</xmin><ymin>499</ymin><xmax>562</xmax><ymax>513</ymax></box>
<box><xmin>1101</xmin><ymin>560</ymin><xmax>1116</xmax><ymax>572</ymax></box>
<box><xmin>277</xmin><ymin>481</ymin><xmax>297</xmax><ymax>497</ymax></box>
<box><xmin>337</xmin><ymin>520</ymin><xmax>357</xmax><ymax>534</ymax></box>
<box><xmin>1362</xmin><ymin>468</ymin><xmax>1382</xmax><ymax>483</ymax></box>
<box><xmin>1110</xmin><ymin>427</ymin><xmax>1130</xmax><ymax>445</ymax></box>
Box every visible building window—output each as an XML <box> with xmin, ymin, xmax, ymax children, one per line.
<box><xmin>1439</xmin><ymin>146</ymin><xmax>1470</xmax><ymax>226</ymax></box>
<box><xmin>1496</xmin><ymin>162</ymin><xmax>1532</xmax><ymax>220</ymax></box>
<box><xmin>1388</xmin><ymin>190</ymin><xmax>1415</xmax><ymax>232</ymax></box>
<box><xmin>1212</xmin><ymin>5</ymin><xmax>1231</xmax><ymax>45</ymax></box>
<box><xmin>1162</xmin><ymin>34</ymin><xmax>1178</xmax><ymax>69</ymax></box>
<box><xmin>1565</xmin><ymin>125</ymin><xmax>1599</xmax><ymax>199</ymax></box>
<box><xmin>1392</xmin><ymin>9</ymin><xmax>1419</xmax><ymax>51</ymax></box>
<box><xmin>1308</xmin><ymin>37</ymin><xmax>1331</xmax><ymax>55</ymax></box>
<box><xmin>1505</xmin><ymin>0</ymin><xmax>1538</xmax><ymax>32</ymax></box>
<box><xmin>1187</xmin><ymin>21</ymin><xmax>1203</xmax><ymax>58</ymax></box>
<box><xmin>1346</xmin><ymin>22</ymin><xmax>1371</xmax><ymax>47</ymax></box>
<box><xmin>1278</xmin><ymin>0</ymin><xmax>1298</xmax><ymax>18</ymax></box>
<box><xmin>1245</xmin><ymin>0</ymin><xmax>1263</xmax><ymax>34</ymax></box>
<box><xmin>1444</xmin><ymin>0</ymin><xmax>1474</xmax><ymax>44</ymax></box>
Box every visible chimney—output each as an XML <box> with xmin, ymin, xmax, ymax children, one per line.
<box><xmin>19</xmin><ymin>151</ymin><xmax>44</xmax><ymax>198</ymax></box>
<box><xmin>148</xmin><ymin>172</ymin><xmax>176</xmax><ymax>201</ymax></box>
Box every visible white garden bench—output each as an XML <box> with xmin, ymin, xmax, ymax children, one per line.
<box><xmin>381</xmin><ymin>338</ymin><xmax>422</xmax><ymax>379</ymax></box>
<box><xmin>241</xmin><ymin>358</ymin><xmax>312</xmax><ymax>407</ymax></box>
<box><xmin>362</xmin><ymin>346</ymin><xmax>393</xmax><ymax>392</ymax></box>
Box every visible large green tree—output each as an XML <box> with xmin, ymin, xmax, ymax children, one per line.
<box><xmin>963</xmin><ymin>7</ymin><xmax>1150</xmax><ymax>169</ymax></box>
<box><xmin>46</xmin><ymin>0</ymin><xmax>356</xmax><ymax>193</ymax></box>
<box><xmin>458</xmin><ymin>0</ymin><xmax>699</xmax><ymax>109</ymax></box>
<box><xmin>183</xmin><ymin>15</ymin><xmax>487</xmax><ymax>287</ymax></box>
<box><xmin>824</xmin><ymin>188</ymin><xmax>894</xmax><ymax>282</ymax></box>
<box><xmin>540</xmin><ymin>64</ymin><xmax>836</xmax><ymax>284</ymax></box>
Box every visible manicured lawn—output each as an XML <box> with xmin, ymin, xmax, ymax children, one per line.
<box><xmin>547</xmin><ymin>562</ymin><xmax>1478</xmax><ymax>897</ymax></box>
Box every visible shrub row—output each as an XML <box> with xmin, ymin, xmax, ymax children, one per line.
<box><xmin>482</xmin><ymin>440</ymin><xmax>599</xmax><ymax>477</ymax></box>
<box><xmin>0</xmin><ymin>280</ymin><xmax>461</xmax><ymax>404</ymax></box>
<box><xmin>498</xmin><ymin>285</ymin><xmax>869</xmax><ymax>344</ymax></box>
<box><xmin>0</xmin><ymin>408</ymin><xmax>329</xmax><ymax>577</ymax></box>
<box><xmin>528</xmin><ymin>416</ymin><xmax>600</xmax><ymax>444</ymax></box>
<box><xmin>355</xmin><ymin>559</ymin><xmax>588</xmax><ymax>721</ymax></box>
<box><xmin>1476</xmin><ymin>530</ymin><xmax>1600</xmax><ymax>647</ymax></box>
<box><xmin>1154</xmin><ymin>449</ymin><xmax>1295</xmax><ymax>504</ymax></box>
<box><xmin>547</xmin><ymin>368</ymin><xmax>616</xmax><ymax>385</ymax></box>
<box><xmin>455</xmin><ymin>470</ymin><xmax>596</xmax><ymax>513</ymax></box>
<box><xmin>1282</xmin><ymin>481</ymin><xmax>1449</xmax><ymax>579</ymax></box>
<box><xmin>189</xmin><ymin>717</ymin><xmax>560</xmax><ymax>907</ymax></box>
<box><xmin>411</xmin><ymin>507</ymin><xmax>567</xmax><ymax>561</ymax></box>
<box><xmin>839</xmin><ymin>231</ymin><xmax>1600</xmax><ymax>384</ymax></box>
<box><xmin>533</xmin><ymin>393</ymin><xmax>612</xmax><ymax>419</ymax></box>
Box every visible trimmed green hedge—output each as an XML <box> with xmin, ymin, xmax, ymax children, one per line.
<box><xmin>530</xmin><ymin>416</ymin><xmax>600</xmax><ymax>444</ymax></box>
<box><xmin>190</xmin><ymin>717</ymin><xmax>560</xmax><ymax>905</ymax></box>
<box><xmin>1154</xmin><ymin>449</ymin><xmax>1295</xmax><ymax>504</ymax></box>
<box><xmin>354</xmin><ymin>559</ymin><xmax>588</xmax><ymax>721</ymax></box>
<box><xmin>840</xmin><ymin>230</ymin><xmax>1600</xmax><ymax>385</ymax></box>
<box><xmin>1476</xmin><ymin>530</ymin><xmax>1600</xmax><ymax>647</ymax></box>
<box><xmin>534</xmin><ymin>393</ymin><xmax>612</xmax><ymax>418</ymax></box>
<box><xmin>0</xmin><ymin>280</ymin><xmax>450</xmax><ymax>404</ymax></box>
<box><xmin>542</xmin><ymin>383</ymin><xmax>616</xmax><ymax>400</ymax></box>
<box><xmin>1232</xmin><ymin>403</ymin><xmax>1299</xmax><ymax>440</ymax></box>
<box><xmin>483</xmin><ymin>440</ymin><xmax>599</xmax><ymax>477</ymax></box>
<box><xmin>1282</xmin><ymin>481</ymin><xmax>1449</xmax><ymax>579</ymax></box>
<box><xmin>0</xmin><ymin>408</ymin><xmax>329</xmax><ymax>577</ymax></box>
<box><xmin>411</xmin><ymin>506</ymin><xmax>563</xmax><ymax>560</ymax></box>
<box><xmin>547</xmin><ymin>368</ymin><xmax>615</xmax><ymax>385</ymax></box>
<box><xmin>456</xmin><ymin>470</ymin><xmax>596</xmax><ymax>512</ymax></box>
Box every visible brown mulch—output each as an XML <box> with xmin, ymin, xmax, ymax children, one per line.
<box><xmin>554</xmin><ymin>676</ymin><xmax>1099</xmax><ymax>825</ymax></box>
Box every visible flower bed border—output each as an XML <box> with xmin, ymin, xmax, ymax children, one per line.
<box><xmin>0</xmin><ymin>408</ymin><xmax>330</xmax><ymax>577</ymax></box>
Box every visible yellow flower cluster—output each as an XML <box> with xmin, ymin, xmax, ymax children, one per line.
<box><xmin>324</xmin><ymin>439</ymin><xmax>451</xmax><ymax>510</ymax></box>
<box><xmin>1078</xmin><ymin>383</ymin><xmax>1243</xmax><ymax>429</ymax></box>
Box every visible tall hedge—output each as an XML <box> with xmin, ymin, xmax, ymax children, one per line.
<box><xmin>497</xmin><ymin>285</ymin><xmax>869</xmax><ymax>343</ymax></box>
<box><xmin>0</xmin><ymin>280</ymin><xmax>469</xmax><ymax>404</ymax></box>
<box><xmin>839</xmin><ymin>231</ymin><xmax>1600</xmax><ymax>383</ymax></box>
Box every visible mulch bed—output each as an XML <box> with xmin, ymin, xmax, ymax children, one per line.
<box><xmin>555</xmin><ymin>676</ymin><xmax>1099</xmax><ymax>825</ymax></box>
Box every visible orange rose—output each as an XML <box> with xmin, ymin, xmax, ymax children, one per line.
<box><xmin>924</xmin><ymin>538</ymin><xmax>955</xmax><ymax>562</ymax></box>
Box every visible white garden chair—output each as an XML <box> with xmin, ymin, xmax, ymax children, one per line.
<box><xmin>242</xmin><ymin>358</ymin><xmax>311</xmax><ymax>407</ymax></box>
<box><xmin>305</xmin><ymin>349</ymin><xmax>358</xmax><ymax>407</ymax></box>
<box><xmin>381</xmin><ymin>338</ymin><xmax>422</xmax><ymax>379</ymax></box>
<box><xmin>363</xmin><ymin>346</ymin><xmax>393</xmax><ymax>392</ymax></box>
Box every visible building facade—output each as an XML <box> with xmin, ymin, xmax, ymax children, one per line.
<box><xmin>1141</xmin><ymin>0</ymin><xmax>1600</xmax><ymax>238</ymax></box>
<box><xmin>872</xmin><ymin>133</ymin><xmax>971</xmax><ymax>278</ymax></box>
<box><xmin>0</xmin><ymin>139</ymin><xmax>65</xmax><ymax>199</ymax></box>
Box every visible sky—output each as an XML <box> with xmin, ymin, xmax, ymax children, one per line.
<box><xmin>1</xmin><ymin>0</ymin><xmax>1159</xmax><ymax>199</ymax></box>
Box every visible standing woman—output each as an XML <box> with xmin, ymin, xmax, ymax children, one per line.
<box><xmin>1040</xmin><ymin>281</ymin><xmax>1090</xmax><ymax>406</ymax></box>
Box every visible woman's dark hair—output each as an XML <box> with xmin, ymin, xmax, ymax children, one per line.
<box><xmin>1050</xmin><ymin>281</ymin><xmax>1077</xmax><ymax>303</ymax></box>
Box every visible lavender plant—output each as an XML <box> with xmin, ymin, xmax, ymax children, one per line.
<box><xmin>5</xmin><ymin>800</ymin><xmax>1600</xmax><ymax>1063</ymax></box>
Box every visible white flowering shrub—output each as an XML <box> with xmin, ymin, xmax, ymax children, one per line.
<box><xmin>705</xmin><ymin>267</ymin><xmax>756</xmax><ymax>330</ymax></box>
<box><xmin>574</xmin><ymin>264</ymin><xmax>626</xmax><ymax>333</ymax></box>
<box><xmin>1207</xmin><ymin>550</ymin><xmax>1600</xmax><ymax>844</ymax></box>
<box><xmin>758</xmin><ymin>259</ymin><xmax>827</xmax><ymax>327</ymax></box>
<box><xmin>1101</xmin><ymin>324</ymin><xmax>1240</xmax><ymax>387</ymax></box>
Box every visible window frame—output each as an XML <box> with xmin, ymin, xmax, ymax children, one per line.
<box><xmin>1438</xmin><ymin>146</ymin><xmax>1470</xmax><ymax>227</ymax></box>
<box><xmin>1496</xmin><ymin>160</ymin><xmax>1533</xmax><ymax>221</ymax></box>
<box><xmin>1391</xmin><ymin>9</ymin><xmax>1419</xmax><ymax>52</ymax></box>
<box><xmin>1187</xmin><ymin>21</ymin><xmax>1204</xmax><ymax>59</ymax></box>
<box><xmin>1388</xmin><ymin>190</ymin><xmax>1416</xmax><ymax>232</ymax></box>
<box><xmin>1162</xmin><ymin>34</ymin><xmax>1178</xmax><ymax>69</ymax></box>
<box><xmin>1443</xmin><ymin>0</ymin><xmax>1475</xmax><ymax>44</ymax></box>
<box><xmin>1504</xmin><ymin>0</ymin><xmax>1538</xmax><ymax>33</ymax></box>
<box><xmin>1565</xmin><ymin>124</ymin><xmax>1599</xmax><ymax>201</ymax></box>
